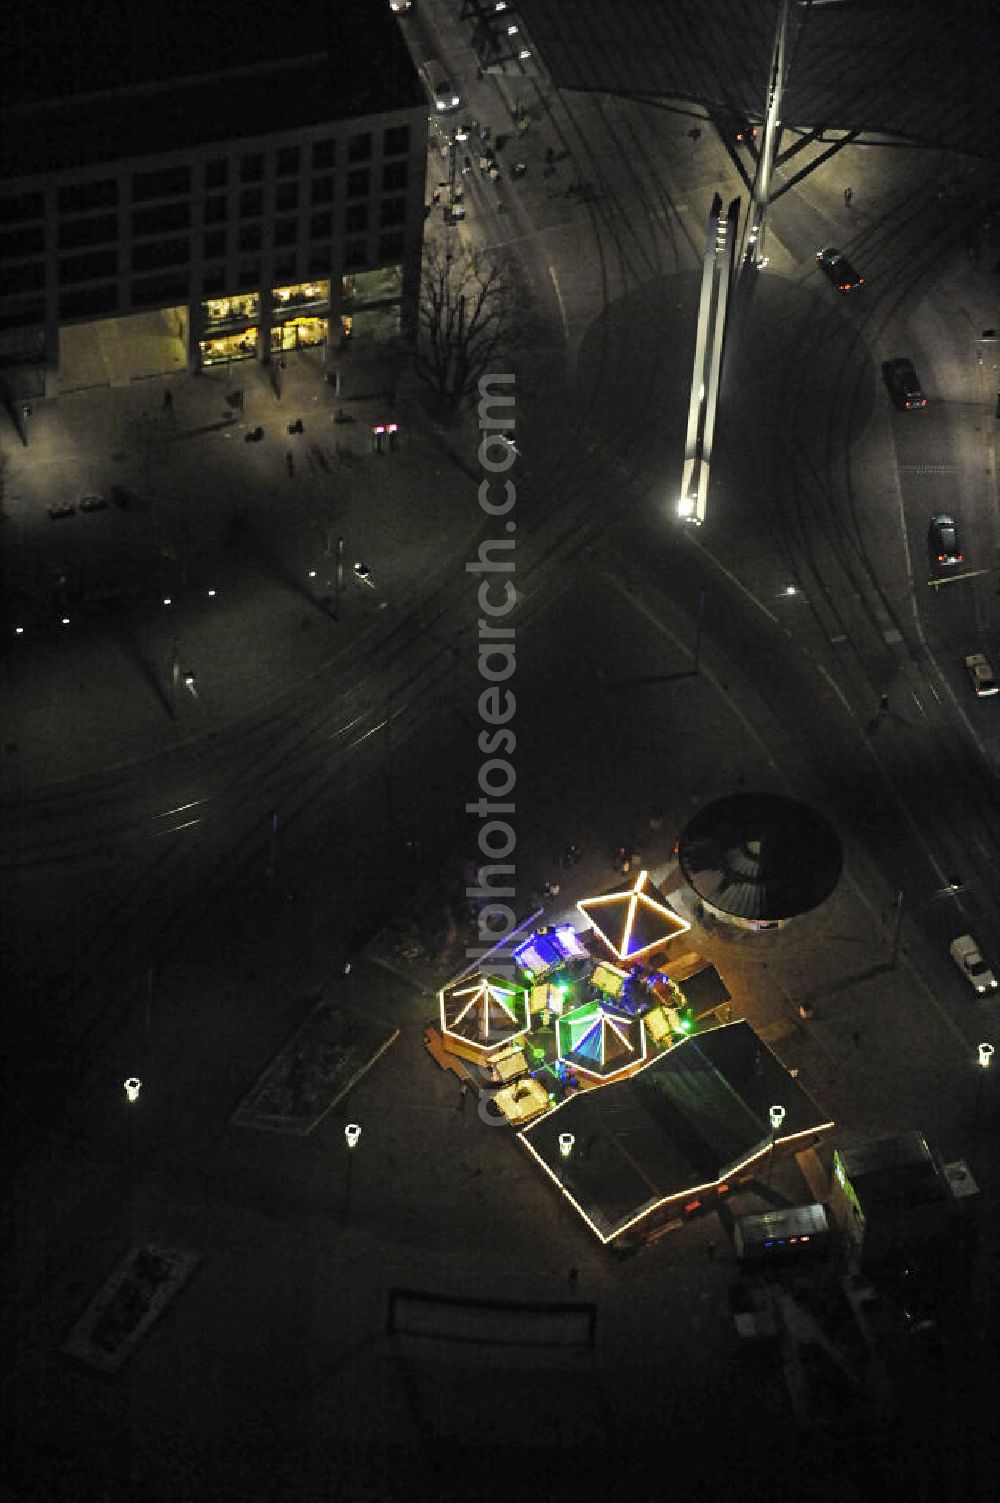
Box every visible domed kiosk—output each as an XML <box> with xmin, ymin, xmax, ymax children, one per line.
<box><xmin>677</xmin><ymin>792</ymin><xmax>842</xmax><ymax>930</ymax></box>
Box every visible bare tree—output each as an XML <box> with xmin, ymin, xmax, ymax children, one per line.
<box><xmin>417</xmin><ymin>241</ymin><xmax>525</xmax><ymax>412</ymax></box>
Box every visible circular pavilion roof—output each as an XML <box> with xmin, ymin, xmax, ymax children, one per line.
<box><xmin>677</xmin><ymin>793</ymin><xmax>842</xmax><ymax>923</ymax></box>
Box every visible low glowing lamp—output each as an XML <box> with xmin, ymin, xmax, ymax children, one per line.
<box><xmin>769</xmin><ymin>1104</ymin><xmax>786</xmax><ymax>1133</ymax></box>
<box><xmin>124</xmin><ymin>1077</ymin><xmax>142</xmax><ymax>1103</ymax></box>
<box><xmin>345</xmin><ymin>1123</ymin><xmax>362</xmax><ymax>1149</ymax></box>
<box><xmin>978</xmin><ymin>1042</ymin><xmax>995</xmax><ymax>1070</ymax></box>
<box><xmin>558</xmin><ymin>1131</ymin><xmax>575</xmax><ymax>1160</ymax></box>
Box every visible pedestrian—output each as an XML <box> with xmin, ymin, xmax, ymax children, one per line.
<box><xmin>286</xmin><ymin>450</ymin><xmax>294</xmax><ymax>477</ymax></box>
<box><xmin>879</xmin><ymin>693</ymin><xmax>889</xmax><ymax>711</ymax></box>
<box><xmin>459</xmin><ymin>1080</ymin><xmax>469</xmax><ymax>1111</ymax></box>
<box><xmin>162</xmin><ymin>389</ymin><xmax>173</xmax><ymax>412</ymax></box>
<box><xmin>545</xmin><ymin>146</ymin><xmax>555</xmax><ymax>167</ymax></box>
<box><xmin>568</xmin><ymin>1267</ymin><xmax>579</xmax><ymax>1293</ymax></box>
<box><xmin>844</xmin><ymin>186</ymin><xmax>853</xmax><ymax>207</ymax></box>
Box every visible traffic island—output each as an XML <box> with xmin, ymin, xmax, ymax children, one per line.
<box><xmin>231</xmin><ymin>996</ymin><xmax>398</xmax><ymax>1136</ymax></box>
<box><xmin>62</xmin><ymin>1244</ymin><xmax>199</xmax><ymax>1374</ymax></box>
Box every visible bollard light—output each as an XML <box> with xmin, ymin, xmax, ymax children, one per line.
<box><xmin>124</xmin><ymin>1076</ymin><xmax>142</xmax><ymax>1103</ymax></box>
<box><xmin>558</xmin><ymin>1131</ymin><xmax>575</xmax><ymax>1160</ymax></box>
<box><xmin>345</xmin><ymin>1123</ymin><xmax>362</xmax><ymax>1149</ymax></box>
<box><xmin>977</xmin><ymin>1042</ymin><xmax>995</xmax><ymax>1070</ymax></box>
<box><xmin>769</xmin><ymin>1103</ymin><xmax>786</xmax><ymax>1133</ymax></box>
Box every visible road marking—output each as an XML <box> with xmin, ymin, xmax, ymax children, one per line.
<box><xmin>685</xmin><ymin>535</ymin><xmax>779</xmax><ymax>624</ymax></box>
<box><xmin>548</xmin><ymin>264</ymin><xmax>569</xmax><ymax>343</ymax></box>
<box><xmin>898</xmin><ymin>465</ymin><xmax>957</xmax><ymax>474</ymax></box>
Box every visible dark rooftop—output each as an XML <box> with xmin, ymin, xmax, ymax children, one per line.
<box><xmin>3</xmin><ymin>0</ymin><xmax>425</xmax><ymax>178</ymax></box>
<box><xmin>520</xmin><ymin>1020</ymin><xmax>831</xmax><ymax>1242</ymax></box>
<box><xmin>516</xmin><ymin>0</ymin><xmax>1000</xmax><ymax>159</ymax></box>
<box><xmin>678</xmin><ymin>792</ymin><xmax>843</xmax><ymax>923</ymax></box>
<box><xmin>837</xmin><ymin>1132</ymin><xmax>953</xmax><ymax>1212</ymax></box>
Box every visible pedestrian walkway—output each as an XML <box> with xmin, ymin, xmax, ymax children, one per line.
<box><xmin>0</xmin><ymin>352</ymin><xmax>485</xmax><ymax>789</ymax></box>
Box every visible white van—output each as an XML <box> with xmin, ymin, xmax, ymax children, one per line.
<box><xmin>422</xmin><ymin>59</ymin><xmax>461</xmax><ymax>113</ymax></box>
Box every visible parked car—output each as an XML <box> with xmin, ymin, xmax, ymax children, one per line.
<box><xmin>965</xmin><ymin>651</ymin><xmax>999</xmax><ymax>697</ymax></box>
<box><xmin>816</xmin><ymin>246</ymin><xmax>864</xmax><ymax>292</ymax></box>
<box><xmin>949</xmin><ymin>934</ymin><xmax>997</xmax><ymax>993</ymax></box>
<box><xmin>882</xmin><ymin>357</ymin><xmax>927</xmax><ymax>409</ymax></box>
<box><xmin>928</xmin><ymin>513</ymin><xmax>963</xmax><ymax>566</ymax></box>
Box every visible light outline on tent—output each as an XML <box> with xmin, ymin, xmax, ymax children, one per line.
<box><xmin>577</xmin><ymin>869</ymin><xmax>691</xmax><ymax>961</ymax></box>
<box><xmin>439</xmin><ymin>976</ymin><xmax>531</xmax><ymax>1051</ymax></box>
<box><xmin>517</xmin><ymin>1026</ymin><xmax>834</xmax><ymax>1242</ymax></box>
<box><xmin>518</xmin><ymin>1106</ymin><xmax>835</xmax><ymax>1244</ymax></box>
<box><xmin>556</xmin><ymin>1002</ymin><xmax>648</xmax><ymax>1081</ymax></box>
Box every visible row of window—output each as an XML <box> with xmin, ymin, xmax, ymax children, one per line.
<box><xmin>6</xmin><ymin>233</ymin><xmax>409</xmax><ymax>319</ymax></box>
<box><xmin>0</xmin><ymin>167</ymin><xmax>409</xmax><ymax>261</ymax></box>
<box><xmin>2</xmin><ymin>201</ymin><xmax>409</xmax><ymax>289</ymax></box>
<box><xmin>0</xmin><ymin>128</ymin><xmax>414</xmax><ymax>225</ymax></box>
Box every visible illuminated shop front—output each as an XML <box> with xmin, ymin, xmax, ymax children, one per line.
<box><xmin>199</xmin><ymin>293</ymin><xmax>260</xmax><ymax>366</ymax></box>
<box><xmin>199</xmin><ymin>330</ymin><xmax>259</xmax><ymax>365</ymax></box>
<box><xmin>271</xmin><ymin>317</ymin><xmax>329</xmax><ymax>353</ymax></box>
<box><xmin>271</xmin><ymin>280</ymin><xmax>330</xmax><ymax>352</ymax></box>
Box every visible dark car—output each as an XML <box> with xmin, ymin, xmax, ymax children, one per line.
<box><xmin>928</xmin><ymin>513</ymin><xmax>963</xmax><ymax>566</ymax></box>
<box><xmin>816</xmin><ymin>246</ymin><xmax>864</xmax><ymax>292</ymax></box>
<box><xmin>882</xmin><ymin>357</ymin><xmax>927</xmax><ymax>409</ymax></box>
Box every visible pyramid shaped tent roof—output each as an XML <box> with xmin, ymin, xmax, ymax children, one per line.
<box><xmin>557</xmin><ymin>998</ymin><xmax>646</xmax><ymax>1081</ymax></box>
<box><xmin>439</xmin><ymin>974</ymin><xmax>530</xmax><ymax>1051</ymax></box>
<box><xmin>577</xmin><ymin>869</ymin><xmax>690</xmax><ymax>962</ymax></box>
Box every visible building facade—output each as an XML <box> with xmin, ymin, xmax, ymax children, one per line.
<box><xmin>1</xmin><ymin>4</ymin><xmax>428</xmax><ymax>397</ymax></box>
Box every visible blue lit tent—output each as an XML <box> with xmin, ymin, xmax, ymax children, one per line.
<box><xmin>556</xmin><ymin>999</ymin><xmax>646</xmax><ymax>1082</ymax></box>
<box><xmin>513</xmin><ymin>923</ymin><xmax>589</xmax><ymax>982</ymax></box>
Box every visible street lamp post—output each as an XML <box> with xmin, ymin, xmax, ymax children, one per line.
<box><xmin>344</xmin><ymin>1122</ymin><xmax>361</xmax><ymax>1218</ymax></box>
<box><xmin>558</xmin><ymin>1130</ymin><xmax>575</xmax><ymax>1230</ymax></box>
<box><xmin>766</xmin><ymin>1103</ymin><xmax>786</xmax><ymax>1189</ymax></box>
<box><xmin>973</xmin><ymin>1042</ymin><xmax>994</xmax><ymax>1147</ymax></box>
<box><xmin>889</xmin><ymin>888</ymin><xmax>904</xmax><ymax>968</ymax></box>
<box><xmin>171</xmin><ymin>637</ymin><xmax>180</xmax><ymax>717</ymax></box>
<box><xmin>693</xmin><ymin>588</ymin><xmax>705</xmax><ymax>675</ymax></box>
<box><xmin>333</xmin><ymin>536</ymin><xmax>344</xmax><ymax>621</ymax></box>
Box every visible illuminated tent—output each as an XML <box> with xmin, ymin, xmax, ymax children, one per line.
<box><xmin>557</xmin><ymin>1000</ymin><xmax>646</xmax><ymax>1081</ymax></box>
<box><xmin>530</xmin><ymin>980</ymin><xmax>570</xmax><ymax>1018</ymax></box>
<box><xmin>439</xmin><ymin>974</ymin><xmax>530</xmax><ymax>1050</ymax></box>
<box><xmin>577</xmin><ymin>869</ymin><xmax>690</xmax><ymax>962</ymax></box>
<box><xmin>590</xmin><ymin>961</ymin><xmax>629</xmax><ymax>1001</ymax></box>
<box><xmin>513</xmin><ymin>923</ymin><xmax>589</xmax><ymax>982</ymax></box>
